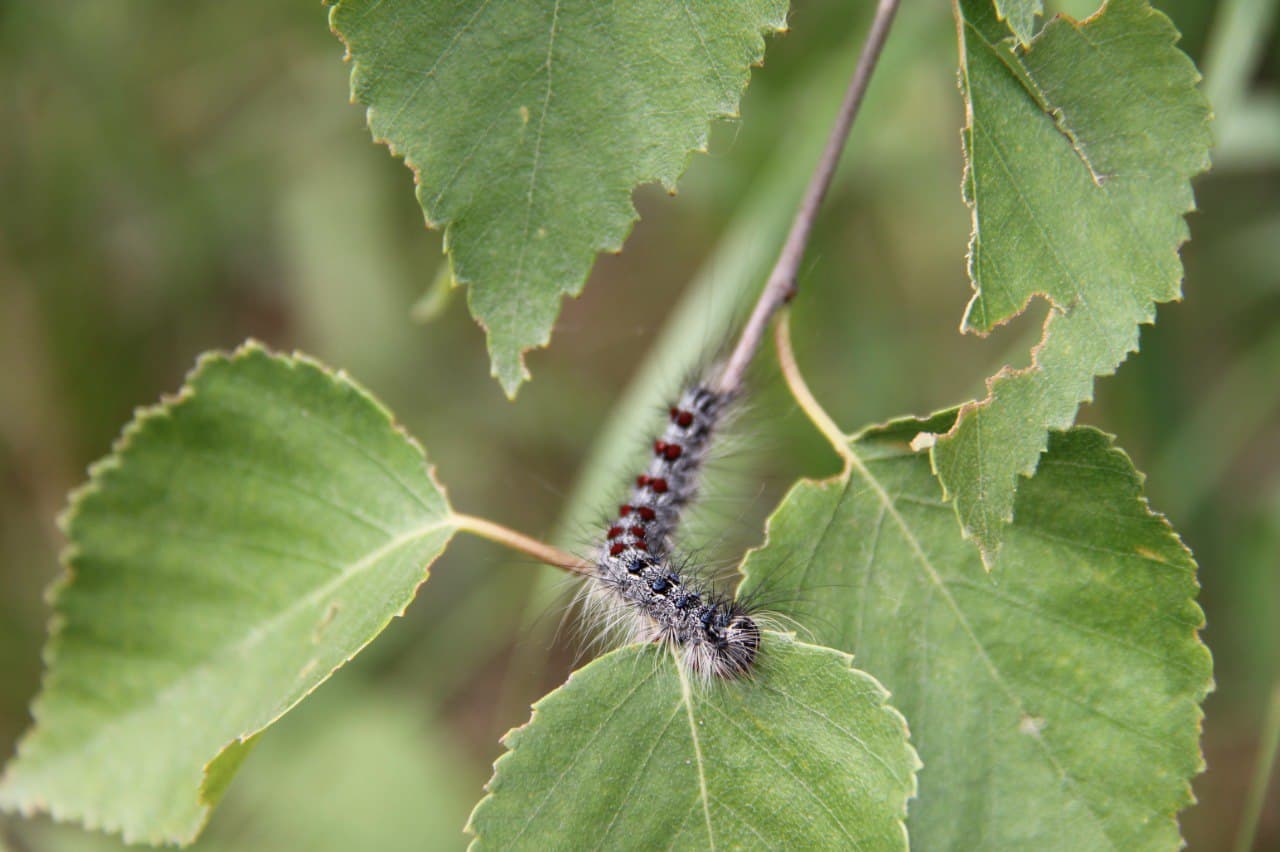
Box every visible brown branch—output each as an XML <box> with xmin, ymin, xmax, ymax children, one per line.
<box><xmin>714</xmin><ymin>0</ymin><xmax>902</xmax><ymax>394</ymax></box>
<box><xmin>452</xmin><ymin>3</ymin><xmax>902</xmax><ymax>575</ymax></box>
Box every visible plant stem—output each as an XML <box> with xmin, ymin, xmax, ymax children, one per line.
<box><xmin>452</xmin><ymin>2</ymin><xmax>902</xmax><ymax>578</ymax></box>
<box><xmin>1235</xmin><ymin>683</ymin><xmax>1280</xmax><ymax>852</ymax></box>
<box><xmin>453</xmin><ymin>513</ymin><xmax>591</xmax><ymax>575</ymax></box>
<box><xmin>774</xmin><ymin>310</ymin><xmax>854</xmax><ymax>466</ymax></box>
<box><xmin>714</xmin><ymin>0</ymin><xmax>902</xmax><ymax>394</ymax></box>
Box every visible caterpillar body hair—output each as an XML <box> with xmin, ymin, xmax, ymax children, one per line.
<box><xmin>590</xmin><ymin>374</ymin><xmax>761</xmax><ymax>680</ymax></box>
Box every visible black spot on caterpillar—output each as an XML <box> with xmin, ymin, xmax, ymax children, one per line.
<box><xmin>588</xmin><ymin>373</ymin><xmax>761</xmax><ymax>680</ymax></box>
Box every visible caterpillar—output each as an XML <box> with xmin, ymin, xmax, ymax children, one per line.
<box><xmin>589</xmin><ymin>372</ymin><xmax>762</xmax><ymax>680</ymax></box>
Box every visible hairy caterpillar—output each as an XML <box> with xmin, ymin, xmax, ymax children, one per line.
<box><xmin>589</xmin><ymin>372</ymin><xmax>762</xmax><ymax>679</ymax></box>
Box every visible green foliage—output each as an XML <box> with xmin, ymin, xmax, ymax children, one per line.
<box><xmin>0</xmin><ymin>0</ymin><xmax>1235</xmax><ymax>848</ymax></box>
<box><xmin>933</xmin><ymin>0</ymin><xmax>1212</xmax><ymax>564</ymax></box>
<box><xmin>993</xmin><ymin>0</ymin><xmax>1042</xmax><ymax>44</ymax></box>
<box><xmin>11</xmin><ymin>684</ymin><xmax>479</xmax><ymax>852</ymax></box>
<box><xmin>0</xmin><ymin>346</ymin><xmax>920</xmax><ymax>849</ymax></box>
<box><xmin>740</xmin><ymin>419</ymin><xmax>1211</xmax><ymax>849</ymax></box>
<box><xmin>328</xmin><ymin>0</ymin><xmax>788</xmax><ymax>396</ymax></box>
<box><xmin>0</xmin><ymin>345</ymin><xmax>456</xmax><ymax>844</ymax></box>
<box><xmin>468</xmin><ymin>637</ymin><xmax>919</xmax><ymax>849</ymax></box>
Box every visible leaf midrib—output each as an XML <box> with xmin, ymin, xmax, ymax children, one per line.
<box><xmin>677</xmin><ymin>658</ymin><xmax>716</xmax><ymax>850</ymax></box>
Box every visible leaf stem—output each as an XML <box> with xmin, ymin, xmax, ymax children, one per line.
<box><xmin>452</xmin><ymin>513</ymin><xmax>591</xmax><ymax>576</ymax></box>
<box><xmin>774</xmin><ymin>310</ymin><xmax>854</xmax><ymax>467</ymax></box>
<box><xmin>452</xmin><ymin>0</ymin><xmax>903</xmax><ymax>586</ymax></box>
<box><xmin>714</xmin><ymin>0</ymin><xmax>902</xmax><ymax>395</ymax></box>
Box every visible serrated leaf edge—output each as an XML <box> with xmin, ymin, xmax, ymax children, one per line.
<box><xmin>464</xmin><ymin>634</ymin><xmax>920</xmax><ymax>850</ymax></box>
<box><xmin>751</xmin><ymin>418</ymin><xmax>1213</xmax><ymax>844</ymax></box>
<box><xmin>1036</xmin><ymin>427</ymin><xmax>1214</xmax><ymax>841</ymax></box>
<box><xmin>325</xmin><ymin>1</ymin><xmax>790</xmax><ymax>397</ymax></box>
<box><xmin>939</xmin><ymin>0</ymin><xmax>1212</xmax><ymax>564</ymax></box>
<box><xmin>0</xmin><ymin>340</ymin><xmax>458</xmax><ymax>846</ymax></box>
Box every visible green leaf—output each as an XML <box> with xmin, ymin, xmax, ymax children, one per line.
<box><xmin>993</xmin><ymin>0</ymin><xmax>1042</xmax><ymax>45</ymax></box>
<box><xmin>934</xmin><ymin>0</ymin><xmax>1212</xmax><ymax>563</ymax></box>
<box><xmin>0</xmin><ymin>344</ymin><xmax>457</xmax><ymax>845</ymax></box>
<box><xmin>10</xmin><ymin>683</ymin><xmax>480</xmax><ymax>852</ymax></box>
<box><xmin>327</xmin><ymin>0</ymin><xmax>788</xmax><ymax>397</ymax></box>
<box><xmin>468</xmin><ymin>636</ymin><xmax>919</xmax><ymax>849</ymax></box>
<box><xmin>740</xmin><ymin>420</ymin><xmax>1212</xmax><ymax>848</ymax></box>
<box><xmin>9</xmin><ymin>682</ymin><xmax>480</xmax><ymax>852</ymax></box>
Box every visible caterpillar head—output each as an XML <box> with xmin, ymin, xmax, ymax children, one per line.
<box><xmin>691</xmin><ymin>609</ymin><xmax>760</xmax><ymax>679</ymax></box>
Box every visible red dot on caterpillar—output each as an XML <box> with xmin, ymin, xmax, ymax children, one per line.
<box><xmin>592</xmin><ymin>373</ymin><xmax>756</xmax><ymax>679</ymax></box>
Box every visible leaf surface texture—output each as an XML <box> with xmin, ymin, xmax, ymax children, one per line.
<box><xmin>0</xmin><ymin>345</ymin><xmax>455</xmax><ymax>844</ymax></box>
<box><xmin>468</xmin><ymin>637</ymin><xmax>919</xmax><ymax>850</ymax></box>
<box><xmin>742</xmin><ymin>419</ymin><xmax>1211</xmax><ymax>849</ymax></box>
<box><xmin>329</xmin><ymin>0</ymin><xmax>788</xmax><ymax>395</ymax></box>
<box><xmin>935</xmin><ymin>0</ymin><xmax>1212</xmax><ymax>561</ymax></box>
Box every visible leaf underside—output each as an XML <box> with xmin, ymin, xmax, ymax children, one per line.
<box><xmin>0</xmin><ymin>344</ymin><xmax>455</xmax><ymax>845</ymax></box>
<box><xmin>467</xmin><ymin>636</ymin><xmax>919</xmax><ymax>850</ymax></box>
<box><xmin>741</xmin><ymin>420</ymin><xmax>1211</xmax><ymax>849</ymax></box>
<box><xmin>328</xmin><ymin>0</ymin><xmax>789</xmax><ymax>396</ymax></box>
<box><xmin>934</xmin><ymin>0</ymin><xmax>1212</xmax><ymax>563</ymax></box>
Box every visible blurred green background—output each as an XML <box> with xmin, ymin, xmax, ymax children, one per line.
<box><xmin>0</xmin><ymin>0</ymin><xmax>1276</xmax><ymax>849</ymax></box>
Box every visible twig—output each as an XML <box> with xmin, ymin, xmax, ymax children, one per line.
<box><xmin>714</xmin><ymin>0</ymin><xmax>902</xmax><ymax>394</ymax></box>
<box><xmin>453</xmin><ymin>513</ymin><xmax>592</xmax><ymax>575</ymax></box>
<box><xmin>452</xmin><ymin>2</ymin><xmax>902</xmax><ymax>576</ymax></box>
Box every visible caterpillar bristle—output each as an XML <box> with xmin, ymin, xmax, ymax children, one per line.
<box><xmin>585</xmin><ymin>370</ymin><xmax>763</xmax><ymax>680</ymax></box>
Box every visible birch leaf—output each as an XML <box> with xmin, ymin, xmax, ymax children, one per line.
<box><xmin>468</xmin><ymin>636</ymin><xmax>919</xmax><ymax>850</ymax></box>
<box><xmin>741</xmin><ymin>418</ymin><xmax>1212</xmax><ymax>849</ymax></box>
<box><xmin>328</xmin><ymin>0</ymin><xmax>788</xmax><ymax>396</ymax></box>
<box><xmin>0</xmin><ymin>345</ymin><xmax>457</xmax><ymax>845</ymax></box>
<box><xmin>935</xmin><ymin>0</ymin><xmax>1211</xmax><ymax>563</ymax></box>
